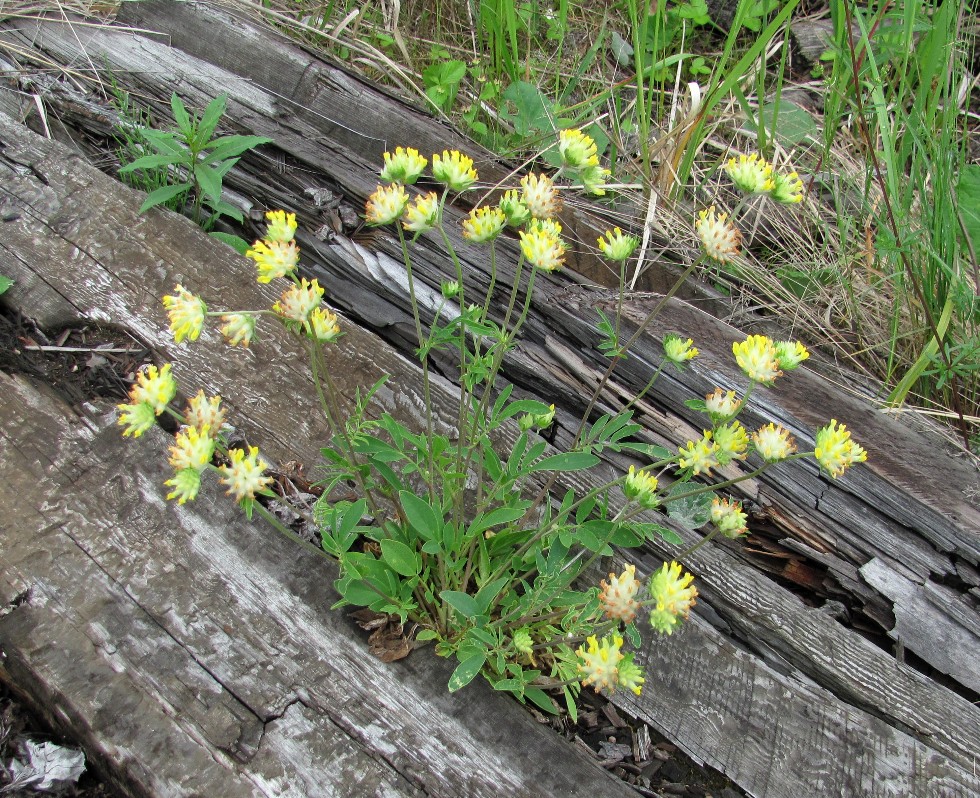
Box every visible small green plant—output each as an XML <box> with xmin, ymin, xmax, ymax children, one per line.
<box><xmin>117</xmin><ymin>92</ymin><xmax>271</xmax><ymax>244</ymax></box>
<box><xmin>0</xmin><ymin>274</ymin><xmax>13</xmax><ymax>296</ymax></box>
<box><xmin>423</xmin><ymin>48</ymin><xmax>467</xmax><ymax>112</ymax></box>
<box><xmin>117</xmin><ymin>130</ymin><xmax>866</xmax><ymax>717</ymax></box>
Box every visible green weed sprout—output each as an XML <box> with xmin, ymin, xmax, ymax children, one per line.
<box><xmin>116</xmin><ymin>131</ymin><xmax>865</xmax><ymax>718</ymax></box>
<box><xmin>117</xmin><ymin>92</ymin><xmax>271</xmax><ymax>237</ymax></box>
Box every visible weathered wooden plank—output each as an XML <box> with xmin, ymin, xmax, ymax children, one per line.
<box><xmin>2</xmin><ymin>6</ymin><xmax>979</xmax><ymax>796</ymax></box>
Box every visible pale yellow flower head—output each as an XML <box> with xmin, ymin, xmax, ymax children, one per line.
<box><xmin>597</xmin><ymin>228</ymin><xmax>639</xmax><ymax>262</ymax></box>
<box><xmin>576</xmin><ymin>634</ymin><xmax>624</xmax><ymax>693</ymax></box>
<box><xmin>402</xmin><ymin>191</ymin><xmax>440</xmax><ymax>233</ymax></box>
<box><xmin>624</xmin><ymin>465</ymin><xmax>659</xmax><ymax>509</ymax></box>
<box><xmin>814</xmin><ymin>419</ymin><xmax>867</xmax><ymax>478</ymax></box>
<box><xmin>220</xmin><ymin>313</ymin><xmax>256</xmax><ymax>347</ymax></box>
<box><xmin>498</xmin><ymin>189</ymin><xmax>531</xmax><ymax>227</ymax></box>
<box><xmin>274</xmin><ymin>278</ymin><xmax>324</xmax><ymax>326</ymax></box>
<box><xmin>695</xmin><ymin>206</ymin><xmax>741</xmax><ymax>263</ymax></box>
<box><xmin>365</xmin><ymin>183</ymin><xmax>409</xmax><ymax>226</ymax></box>
<box><xmin>733</xmin><ymin>334</ymin><xmax>782</xmax><ymax>384</ymax></box>
<box><xmin>264</xmin><ymin>210</ymin><xmax>297</xmax><ymax>243</ymax></box>
<box><xmin>247</xmin><ymin>239</ymin><xmax>300</xmax><ymax>283</ymax></box>
<box><xmin>725</xmin><ymin>153</ymin><xmax>774</xmax><ymax>194</ymax></box>
<box><xmin>558</xmin><ymin>128</ymin><xmax>600</xmax><ymax>170</ymax></box>
<box><xmin>752</xmin><ymin>423</ymin><xmax>797</xmax><ymax>462</ymax></box>
<box><xmin>162</xmin><ymin>284</ymin><xmax>207</xmax><ymax>344</ymax></box>
<box><xmin>678</xmin><ymin>432</ymin><xmax>720</xmax><ymax>476</ymax></box>
<box><xmin>519</xmin><ymin>226</ymin><xmax>565</xmax><ymax>272</ymax></box>
<box><xmin>184</xmin><ymin>390</ymin><xmax>226</xmax><ymax>437</ymax></box>
<box><xmin>380</xmin><ymin>146</ymin><xmax>427</xmax><ymax>185</ymax></box>
<box><xmin>648</xmin><ymin>562</ymin><xmax>698</xmax><ymax>635</ymax></box>
<box><xmin>165</xmin><ymin>468</ymin><xmax>201</xmax><ymax>505</ymax></box>
<box><xmin>774</xmin><ymin>340</ymin><xmax>810</xmax><ymax>370</ymax></box>
<box><xmin>117</xmin><ymin>401</ymin><xmax>157</xmax><ymax>438</ymax></box>
<box><xmin>714</xmin><ymin>420</ymin><xmax>749</xmax><ymax>464</ymax></box>
<box><xmin>309</xmin><ymin>306</ymin><xmax>342</xmax><ymax>342</ymax></box>
<box><xmin>711</xmin><ymin>497</ymin><xmax>749</xmax><ymax>538</ymax></box>
<box><xmin>128</xmin><ymin>363</ymin><xmax>177</xmax><ymax>414</ymax></box>
<box><xmin>520</xmin><ymin>173</ymin><xmax>561</xmax><ymax>220</ymax></box>
<box><xmin>663</xmin><ymin>334</ymin><xmax>698</xmax><ymax>366</ymax></box>
<box><xmin>168</xmin><ymin>424</ymin><xmax>216</xmax><ymax>472</ymax></box>
<box><xmin>705</xmin><ymin>388</ymin><xmax>740</xmax><ymax>423</ymax></box>
<box><xmin>770</xmin><ymin>169</ymin><xmax>804</xmax><ymax>204</ymax></box>
<box><xmin>617</xmin><ymin>653</ymin><xmax>645</xmax><ymax>696</ymax></box>
<box><xmin>432</xmin><ymin>150</ymin><xmax>477</xmax><ymax>192</ymax></box>
<box><xmin>599</xmin><ymin>564</ymin><xmax>641</xmax><ymax>623</ymax></box>
<box><xmin>218</xmin><ymin>445</ymin><xmax>273</xmax><ymax>501</ymax></box>
<box><xmin>581</xmin><ymin>165</ymin><xmax>611</xmax><ymax>196</ymax></box>
<box><xmin>462</xmin><ymin>206</ymin><xmax>507</xmax><ymax>243</ymax></box>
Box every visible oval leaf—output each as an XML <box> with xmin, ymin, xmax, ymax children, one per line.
<box><xmin>440</xmin><ymin>590</ymin><xmax>480</xmax><ymax>619</ymax></box>
<box><xmin>528</xmin><ymin>452</ymin><xmax>599</xmax><ymax>473</ymax></box>
<box><xmin>448</xmin><ymin>652</ymin><xmax>486</xmax><ymax>692</ymax></box>
<box><xmin>380</xmin><ymin>539</ymin><xmax>420</xmax><ymax>577</ymax></box>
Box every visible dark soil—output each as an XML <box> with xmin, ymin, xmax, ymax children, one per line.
<box><xmin>0</xmin><ymin>303</ymin><xmax>744</xmax><ymax>797</ymax></box>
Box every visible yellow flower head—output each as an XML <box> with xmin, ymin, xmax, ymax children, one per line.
<box><xmin>648</xmin><ymin>561</ymin><xmax>698</xmax><ymax>635</ymax></box>
<box><xmin>677</xmin><ymin>432</ymin><xmax>720</xmax><ymax>476</ymax></box>
<box><xmin>770</xmin><ymin>169</ymin><xmax>804</xmax><ymax>204</ymax></box>
<box><xmin>128</xmin><ymin>363</ymin><xmax>177</xmax><ymax>414</ymax></box>
<box><xmin>309</xmin><ymin>306</ymin><xmax>342</xmax><ymax>343</ymax></box>
<box><xmin>168</xmin><ymin>424</ymin><xmax>216</xmax><ymax>472</ymax></box>
<box><xmin>264</xmin><ymin>210</ymin><xmax>297</xmax><ymax>243</ymax></box>
<box><xmin>663</xmin><ymin>334</ymin><xmax>698</xmax><ymax>366</ymax></box>
<box><xmin>162</xmin><ymin>284</ymin><xmax>207</xmax><ymax>344</ymax></box>
<box><xmin>220</xmin><ymin>313</ymin><xmax>256</xmax><ymax>347</ymax></box>
<box><xmin>462</xmin><ymin>205</ymin><xmax>507</xmax><ymax>243</ymax></box>
<box><xmin>402</xmin><ymin>191</ymin><xmax>441</xmax><ymax>233</ymax></box>
<box><xmin>576</xmin><ymin>634</ymin><xmax>624</xmax><ymax>693</ymax></box>
<box><xmin>274</xmin><ymin>278</ymin><xmax>324</xmax><ymax>326</ymax></box>
<box><xmin>617</xmin><ymin>652</ymin><xmax>645</xmax><ymax>696</ymax></box>
<box><xmin>599</xmin><ymin>564</ymin><xmax>641</xmax><ymax>623</ymax></box>
<box><xmin>774</xmin><ymin>340</ymin><xmax>810</xmax><ymax>370</ymax></box>
<box><xmin>365</xmin><ymin>183</ymin><xmax>410</xmax><ymax>226</ymax></box>
<box><xmin>753</xmin><ymin>422</ymin><xmax>797</xmax><ymax>462</ymax></box>
<box><xmin>558</xmin><ymin>128</ymin><xmax>600</xmax><ymax>170</ymax></box>
<box><xmin>247</xmin><ymin>239</ymin><xmax>300</xmax><ymax>283</ymax></box>
<box><xmin>814</xmin><ymin>419</ymin><xmax>867</xmax><ymax>478</ymax></box>
<box><xmin>218</xmin><ymin>445</ymin><xmax>273</xmax><ymax>501</ymax></box>
<box><xmin>117</xmin><ymin>401</ymin><xmax>157</xmax><ymax>438</ymax></box>
<box><xmin>597</xmin><ymin>228</ymin><xmax>639</xmax><ymax>262</ymax></box>
<box><xmin>624</xmin><ymin>465</ymin><xmax>660</xmax><ymax>509</ymax></box>
<box><xmin>581</xmin><ymin>165</ymin><xmax>611</xmax><ymax>196</ymax></box>
<box><xmin>380</xmin><ymin>146</ymin><xmax>427</xmax><ymax>185</ymax></box>
<box><xmin>432</xmin><ymin>150</ymin><xmax>477</xmax><ymax>192</ymax></box>
<box><xmin>165</xmin><ymin>468</ymin><xmax>201</xmax><ymax>505</ymax></box>
<box><xmin>711</xmin><ymin>497</ymin><xmax>749</xmax><ymax>538</ymax></box>
<box><xmin>714</xmin><ymin>420</ymin><xmax>749</xmax><ymax>464</ymax></box>
<box><xmin>499</xmin><ymin>189</ymin><xmax>531</xmax><ymax>227</ymax></box>
<box><xmin>733</xmin><ymin>334</ymin><xmax>782</xmax><ymax>384</ymax></box>
<box><xmin>519</xmin><ymin>226</ymin><xmax>565</xmax><ymax>272</ymax></box>
<box><xmin>184</xmin><ymin>390</ymin><xmax>225</xmax><ymax>437</ymax></box>
<box><xmin>725</xmin><ymin>153</ymin><xmax>775</xmax><ymax>194</ymax></box>
<box><xmin>695</xmin><ymin>206</ymin><xmax>742</xmax><ymax>262</ymax></box>
<box><xmin>520</xmin><ymin>173</ymin><xmax>561</xmax><ymax>220</ymax></box>
<box><xmin>705</xmin><ymin>388</ymin><xmax>740</xmax><ymax>423</ymax></box>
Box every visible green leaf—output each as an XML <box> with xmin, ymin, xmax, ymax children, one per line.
<box><xmin>198</xmin><ymin>93</ymin><xmax>228</xmax><ymax>143</ymax></box>
<box><xmin>380</xmin><ymin>539</ymin><xmax>421</xmax><ymax>577</ymax></box>
<box><xmin>956</xmin><ymin>164</ymin><xmax>980</xmax><ymax>257</ymax></box>
<box><xmin>138</xmin><ymin>182</ymin><xmax>191</xmax><ymax>213</ymax></box>
<box><xmin>117</xmin><ymin>153</ymin><xmax>182</xmax><ymax>173</ymax></box>
<box><xmin>468</xmin><ymin>504</ymin><xmax>530</xmax><ymax>536</ymax></box>
<box><xmin>0</xmin><ymin>275</ymin><xmax>12</xmax><ymax>296</ymax></box>
<box><xmin>399</xmin><ymin>490</ymin><xmax>442</xmax><ymax>540</ymax></box>
<box><xmin>473</xmin><ymin>576</ymin><xmax>511</xmax><ymax>613</ymax></box>
<box><xmin>523</xmin><ymin>686</ymin><xmax>558</xmax><ymax>714</ymax></box>
<box><xmin>416</xmin><ymin>629</ymin><xmax>439</xmax><ymax>642</ymax></box>
<box><xmin>201</xmin><ymin>134</ymin><xmax>273</xmax><ymax>164</ymax></box>
<box><xmin>170</xmin><ymin>93</ymin><xmax>192</xmax><ymax>136</ymax></box>
<box><xmin>528</xmin><ymin>452</ymin><xmax>599</xmax><ymax>473</ymax></box>
<box><xmin>448</xmin><ymin>652</ymin><xmax>486</xmax><ymax>692</ymax></box>
<box><xmin>665</xmin><ymin>487</ymin><xmax>713</xmax><ymax>530</ymax></box>
<box><xmin>500</xmin><ymin>81</ymin><xmax>553</xmax><ymax>137</ymax></box>
<box><xmin>194</xmin><ymin>163</ymin><xmax>223</xmax><ymax>205</ymax></box>
<box><xmin>747</xmin><ymin>100</ymin><xmax>819</xmax><ymax>148</ymax></box>
<box><xmin>440</xmin><ymin>590</ymin><xmax>480</xmax><ymax>619</ymax></box>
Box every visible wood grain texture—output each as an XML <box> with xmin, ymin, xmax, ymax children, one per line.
<box><xmin>2</xmin><ymin>4</ymin><xmax>979</xmax><ymax>796</ymax></box>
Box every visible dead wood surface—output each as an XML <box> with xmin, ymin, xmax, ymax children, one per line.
<box><xmin>1</xmin><ymin>3</ymin><xmax>979</xmax><ymax>797</ymax></box>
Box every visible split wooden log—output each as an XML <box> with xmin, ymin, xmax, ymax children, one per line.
<box><xmin>2</xmin><ymin>4</ymin><xmax>979</xmax><ymax>797</ymax></box>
